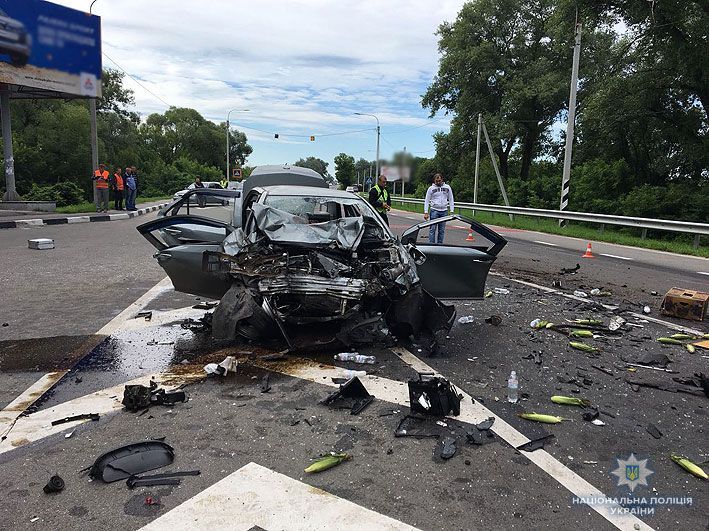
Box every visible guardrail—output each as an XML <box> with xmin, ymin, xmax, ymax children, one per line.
<box><xmin>390</xmin><ymin>197</ymin><xmax>707</xmax><ymax>248</ymax></box>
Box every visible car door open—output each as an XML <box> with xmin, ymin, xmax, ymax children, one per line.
<box><xmin>400</xmin><ymin>214</ymin><xmax>507</xmax><ymax>299</ymax></box>
<box><xmin>137</xmin><ymin>215</ymin><xmax>234</xmax><ymax>300</ymax></box>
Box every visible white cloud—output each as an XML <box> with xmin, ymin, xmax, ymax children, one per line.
<box><xmin>54</xmin><ymin>0</ymin><xmax>463</xmax><ymax>166</ymax></box>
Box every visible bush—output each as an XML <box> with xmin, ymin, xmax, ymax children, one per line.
<box><xmin>24</xmin><ymin>181</ymin><xmax>85</xmax><ymax>206</ymax></box>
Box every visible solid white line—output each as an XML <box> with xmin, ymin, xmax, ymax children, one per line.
<box><xmin>390</xmin><ymin>348</ymin><xmax>653</xmax><ymax>531</ymax></box>
<box><xmin>698</xmin><ymin>272</ymin><xmax>709</xmax><ymax>276</ymax></box>
<box><xmin>599</xmin><ymin>253</ymin><xmax>633</xmax><ymax>261</ymax></box>
<box><xmin>0</xmin><ymin>372</ymin><xmax>68</xmax><ymax>439</ymax></box>
<box><xmin>95</xmin><ymin>276</ymin><xmax>173</xmax><ymax>336</ymax></box>
<box><xmin>533</xmin><ymin>240</ymin><xmax>558</xmax><ymax>247</ymax></box>
<box><xmin>140</xmin><ymin>462</ymin><xmax>420</xmax><ymax>531</ymax></box>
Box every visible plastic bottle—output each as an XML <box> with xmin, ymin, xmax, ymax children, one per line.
<box><xmin>333</xmin><ymin>353</ymin><xmax>377</xmax><ymax>365</ymax></box>
<box><xmin>458</xmin><ymin>316</ymin><xmax>475</xmax><ymax>324</ymax></box>
<box><xmin>342</xmin><ymin>369</ymin><xmax>367</xmax><ymax>379</ymax></box>
<box><xmin>507</xmin><ymin>370</ymin><xmax>519</xmax><ymax>403</ymax></box>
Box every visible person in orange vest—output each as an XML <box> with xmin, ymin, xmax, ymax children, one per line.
<box><xmin>93</xmin><ymin>163</ymin><xmax>110</xmax><ymax>212</ymax></box>
<box><xmin>111</xmin><ymin>166</ymin><xmax>125</xmax><ymax>210</ymax></box>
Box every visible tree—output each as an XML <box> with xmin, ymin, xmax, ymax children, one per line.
<box><xmin>334</xmin><ymin>153</ymin><xmax>355</xmax><ymax>188</ymax></box>
<box><xmin>295</xmin><ymin>156</ymin><xmax>334</xmax><ymax>184</ymax></box>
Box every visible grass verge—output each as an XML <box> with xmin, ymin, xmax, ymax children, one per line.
<box><xmin>391</xmin><ymin>199</ymin><xmax>708</xmax><ymax>258</ymax></box>
<box><xmin>56</xmin><ymin>195</ymin><xmax>172</xmax><ymax>214</ymax></box>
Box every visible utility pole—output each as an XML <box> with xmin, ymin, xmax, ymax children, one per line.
<box><xmin>473</xmin><ymin>113</ymin><xmax>482</xmax><ymax>212</ymax></box>
<box><xmin>559</xmin><ymin>21</ymin><xmax>582</xmax><ymax>227</ymax></box>
<box><xmin>482</xmin><ymin>121</ymin><xmax>513</xmax><ymax>220</ymax></box>
<box><xmin>354</xmin><ymin>113</ymin><xmax>380</xmax><ymax>178</ymax></box>
<box><xmin>226</xmin><ymin>109</ymin><xmax>249</xmax><ymax>184</ymax></box>
<box><xmin>1</xmin><ymin>89</ymin><xmax>20</xmax><ymax>201</ymax></box>
<box><xmin>89</xmin><ymin>0</ymin><xmax>100</xmax><ymax>206</ymax></box>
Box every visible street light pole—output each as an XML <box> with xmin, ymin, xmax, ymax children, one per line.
<box><xmin>226</xmin><ymin>109</ymin><xmax>249</xmax><ymax>182</ymax></box>
<box><xmin>89</xmin><ymin>0</ymin><xmax>100</xmax><ymax>205</ymax></box>
<box><xmin>354</xmin><ymin>112</ymin><xmax>380</xmax><ymax>178</ymax></box>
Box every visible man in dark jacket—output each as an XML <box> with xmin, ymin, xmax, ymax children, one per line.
<box><xmin>368</xmin><ymin>174</ymin><xmax>391</xmax><ymax>225</ymax></box>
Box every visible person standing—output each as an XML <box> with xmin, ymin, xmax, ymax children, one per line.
<box><xmin>423</xmin><ymin>173</ymin><xmax>455</xmax><ymax>244</ymax></box>
<box><xmin>219</xmin><ymin>176</ymin><xmax>228</xmax><ymax>189</ymax></box>
<box><xmin>124</xmin><ymin>167</ymin><xmax>137</xmax><ymax>211</ymax></box>
<box><xmin>93</xmin><ymin>163</ymin><xmax>110</xmax><ymax>212</ymax></box>
<box><xmin>368</xmin><ymin>174</ymin><xmax>391</xmax><ymax>225</ymax></box>
<box><xmin>112</xmin><ymin>167</ymin><xmax>124</xmax><ymax>210</ymax></box>
<box><xmin>194</xmin><ymin>176</ymin><xmax>206</xmax><ymax>207</ymax></box>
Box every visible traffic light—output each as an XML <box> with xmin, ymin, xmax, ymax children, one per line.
<box><xmin>274</xmin><ymin>133</ymin><xmax>279</xmax><ymax>139</ymax></box>
<box><xmin>310</xmin><ymin>135</ymin><xmax>315</xmax><ymax>141</ymax></box>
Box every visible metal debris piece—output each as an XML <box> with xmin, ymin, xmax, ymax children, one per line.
<box><xmin>51</xmin><ymin>413</ymin><xmax>99</xmax><ymax>426</ymax></box>
<box><xmin>408</xmin><ymin>373</ymin><xmax>462</xmax><ymax>417</ymax></box>
<box><xmin>136</xmin><ymin>310</ymin><xmax>152</xmax><ymax>321</ymax></box>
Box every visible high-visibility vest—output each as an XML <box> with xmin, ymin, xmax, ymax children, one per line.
<box><xmin>220</xmin><ymin>179</ymin><xmax>228</xmax><ymax>188</ymax></box>
<box><xmin>372</xmin><ymin>184</ymin><xmax>390</xmax><ymax>214</ymax></box>
<box><xmin>94</xmin><ymin>169</ymin><xmax>109</xmax><ymax>189</ymax></box>
<box><xmin>114</xmin><ymin>173</ymin><xmax>124</xmax><ymax>191</ymax></box>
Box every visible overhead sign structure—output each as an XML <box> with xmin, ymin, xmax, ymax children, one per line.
<box><xmin>0</xmin><ymin>0</ymin><xmax>102</xmax><ymax>98</ymax></box>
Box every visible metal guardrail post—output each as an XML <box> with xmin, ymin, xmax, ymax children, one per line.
<box><xmin>694</xmin><ymin>234</ymin><xmax>700</xmax><ymax>249</ymax></box>
<box><xmin>641</xmin><ymin>228</ymin><xmax>647</xmax><ymax>240</ymax></box>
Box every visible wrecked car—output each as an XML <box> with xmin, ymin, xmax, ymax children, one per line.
<box><xmin>138</xmin><ymin>165</ymin><xmax>506</xmax><ymax>348</ymax></box>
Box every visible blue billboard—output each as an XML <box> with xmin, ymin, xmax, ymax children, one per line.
<box><xmin>0</xmin><ymin>0</ymin><xmax>101</xmax><ymax>97</ymax></box>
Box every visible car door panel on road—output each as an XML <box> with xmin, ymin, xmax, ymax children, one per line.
<box><xmin>401</xmin><ymin>214</ymin><xmax>506</xmax><ymax>299</ymax></box>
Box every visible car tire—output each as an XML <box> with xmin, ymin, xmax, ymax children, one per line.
<box><xmin>10</xmin><ymin>54</ymin><xmax>28</xmax><ymax>67</ymax></box>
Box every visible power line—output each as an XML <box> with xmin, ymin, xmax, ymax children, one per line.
<box><xmin>102</xmin><ymin>51</ymin><xmax>171</xmax><ymax>107</ymax></box>
<box><xmin>385</xmin><ymin>115</ymin><xmax>451</xmax><ymax>134</ymax></box>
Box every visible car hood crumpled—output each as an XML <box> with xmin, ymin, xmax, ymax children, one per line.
<box><xmin>247</xmin><ymin>202</ymin><xmax>365</xmax><ymax>251</ymax></box>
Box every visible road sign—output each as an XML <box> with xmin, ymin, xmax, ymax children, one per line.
<box><xmin>232</xmin><ymin>168</ymin><xmax>242</xmax><ymax>179</ymax></box>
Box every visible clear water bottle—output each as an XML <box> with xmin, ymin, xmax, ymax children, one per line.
<box><xmin>507</xmin><ymin>370</ymin><xmax>519</xmax><ymax>403</ymax></box>
<box><xmin>334</xmin><ymin>353</ymin><xmax>377</xmax><ymax>364</ymax></box>
<box><xmin>342</xmin><ymin>369</ymin><xmax>367</xmax><ymax>379</ymax></box>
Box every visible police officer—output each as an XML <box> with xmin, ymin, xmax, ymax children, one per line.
<box><xmin>368</xmin><ymin>174</ymin><xmax>391</xmax><ymax>225</ymax></box>
<box><xmin>220</xmin><ymin>176</ymin><xmax>228</xmax><ymax>189</ymax></box>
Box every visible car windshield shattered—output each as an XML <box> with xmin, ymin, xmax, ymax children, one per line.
<box><xmin>205</xmin><ymin>192</ymin><xmax>454</xmax><ymax>349</ymax></box>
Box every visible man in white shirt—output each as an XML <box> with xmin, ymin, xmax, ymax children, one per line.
<box><xmin>423</xmin><ymin>173</ymin><xmax>455</xmax><ymax>244</ymax></box>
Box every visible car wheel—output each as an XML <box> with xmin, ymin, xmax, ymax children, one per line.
<box><xmin>10</xmin><ymin>54</ymin><xmax>28</xmax><ymax>67</ymax></box>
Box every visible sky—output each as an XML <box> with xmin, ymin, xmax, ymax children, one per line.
<box><xmin>53</xmin><ymin>0</ymin><xmax>467</xmax><ymax>175</ymax></box>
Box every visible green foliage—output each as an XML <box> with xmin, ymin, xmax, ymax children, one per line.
<box><xmin>24</xmin><ymin>181</ymin><xmax>85</xmax><ymax>207</ymax></box>
<box><xmin>294</xmin><ymin>157</ymin><xmax>334</xmax><ymax>183</ymax></box>
<box><xmin>334</xmin><ymin>153</ymin><xmax>356</xmax><ymax>188</ymax></box>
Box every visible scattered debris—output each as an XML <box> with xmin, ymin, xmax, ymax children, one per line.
<box><xmin>192</xmin><ymin>301</ymin><xmax>218</xmax><ymax>310</ymax></box>
<box><xmin>661</xmin><ymin>288</ymin><xmax>708</xmax><ymax>322</ymax></box>
<box><xmin>457</xmin><ymin>316</ymin><xmax>475</xmax><ymax>324</ymax></box>
<box><xmin>573</xmin><ymin>290</ymin><xmax>588</xmax><ymax>298</ymax></box>
<box><xmin>204</xmin><ymin>355</ymin><xmax>238</xmax><ymax>376</ymax></box>
<box><xmin>260</xmin><ymin>374</ymin><xmax>272</xmax><ymax>393</ymax></box>
<box><xmin>636</xmin><ymin>352</ymin><xmax>670</xmax><ymax>368</ymax></box>
<box><xmin>657</xmin><ymin>337</ymin><xmax>683</xmax><ymax>345</ymax></box>
<box><xmin>127</xmin><ymin>470</ymin><xmax>201</xmax><ymax>489</ymax></box>
<box><xmin>89</xmin><ymin>441</ymin><xmax>175</xmax><ymax>483</ymax></box>
<box><xmin>591</xmin><ymin>419</ymin><xmax>606</xmax><ymax>426</ymax></box>
<box><xmin>304</xmin><ymin>453</ymin><xmax>351</xmax><ymax>473</ymax></box>
<box><xmin>569</xmin><ymin>329</ymin><xmax>594</xmax><ymax>338</ymax></box>
<box><xmin>485</xmin><ymin>315</ymin><xmax>503</xmax><ymax>326</ymax></box>
<box><xmin>609</xmin><ymin>316</ymin><xmax>626</xmax><ymax>331</ymax></box>
<box><xmin>590</xmin><ymin>288</ymin><xmax>612</xmax><ymax>296</ymax></box>
<box><xmin>559</xmin><ymin>264</ymin><xmax>580</xmax><ymax>275</ymax></box>
<box><xmin>43</xmin><ymin>475</ymin><xmax>65</xmax><ymax>494</ymax></box>
<box><xmin>321</xmin><ymin>377</ymin><xmax>374</xmax><ymax>415</ymax></box>
<box><xmin>394</xmin><ymin>415</ymin><xmax>439</xmax><ymax>438</ymax></box>
<box><xmin>590</xmin><ymin>364</ymin><xmax>614</xmax><ymax>376</ymax></box>
<box><xmin>493</xmin><ymin>287</ymin><xmax>510</xmax><ymax>295</ymax></box>
<box><xmin>437</xmin><ymin>437</ymin><xmax>457</xmax><ymax>459</ymax></box>
<box><xmin>569</xmin><ymin>341</ymin><xmax>599</xmax><ymax>353</ymax></box>
<box><xmin>65</xmin><ymin>430</ymin><xmax>75</xmax><ymax>439</ymax></box>
<box><xmin>642</xmin><ymin>305</ymin><xmax>651</xmax><ymax>315</ymax></box>
<box><xmin>517</xmin><ymin>413</ymin><xmax>567</xmax><ymax>424</ymax></box>
<box><xmin>333</xmin><ymin>352</ymin><xmax>376</xmax><ymax>364</ymax></box>
<box><xmin>582</xmin><ymin>408</ymin><xmax>599</xmax><ymax>422</ymax></box>
<box><xmin>51</xmin><ymin>413</ymin><xmax>99</xmax><ymax>426</ymax></box>
<box><xmin>624</xmin><ymin>374</ymin><xmax>705</xmax><ymax>397</ymax></box>
<box><xmin>135</xmin><ymin>310</ymin><xmax>152</xmax><ymax>321</ymax></box>
<box><xmin>551</xmin><ymin>396</ymin><xmax>591</xmax><ymax>407</ymax></box>
<box><xmin>28</xmin><ymin>238</ymin><xmax>55</xmax><ymax>250</ymax></box>
<box><xmin>476</xmin><ymin>417</ymin><xmax>495</xmax><ymax>430</ymax></box>
<box><xmin>122</xmin><ymin>381</ymin><xmax>187</xmax><ymax>411</ymax></box>
<box><xmin>408</xmin><ymin>373</ymin><xmax>462</xmax><ymax>417</ymax></box>
<box><xmin>516</xmin><ymin>434</ymin><xmax>555</xmax><ymax>452</ymax></box>
<box><xmin>670</xmin><ymin>455</ymin><xmax>708</xmax><ymax>480</ymax></box>
<box><xmin>646</xmin><ymin>424</ymin><xmax>662</xmax><ymax>439</ymax></box>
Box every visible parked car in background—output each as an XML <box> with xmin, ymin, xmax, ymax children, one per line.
<box><xmin>0</xmin><ymin>8</ymin><xmax>31</xmax><ymax>67</ymax></box>
<box><xmin>172</xmin><ymin>182</ymin><xmax>227</xmax><ymax>204</ymax></box>
<box><xmin>139</xmin><ymin>165</ymin><xmax>506</xmax><ymax>350</ymax></box>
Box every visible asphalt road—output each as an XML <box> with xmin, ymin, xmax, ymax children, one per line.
<box><xmin>0</xmin><ymin>208</ymin><xmax>707</xmax><ymax>530</ymax></box>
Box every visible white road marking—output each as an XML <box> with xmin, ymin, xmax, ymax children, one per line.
<box><xmin>489</xmin><ymin>272</ymin><xmax>704</xmax><ymax>336</ymax></box>
<box><xmin>140</xmin><ymin>462</ymin><xmax>420</xmax><ymax>531</ymax></box>
<box><xmin>96</xmin><ymin>276</ymin><xmax>173</xmax><ymax>336</ymax></box>
<box><xmin>533</xmin><ymin>240</ymin><xmax>558</xmax><ymax>247</ymax></box>
<box><xmin>599</xmin><ymin>253</ymin><xmax>633</xmax><ymax>261</ymax></box>
<box><xmin>390</xmin><ymin>348</ymin><xmax>653</xmax><ymax>531</ymax></box>
<box><xmin>698</xmin><ymin>272</ymin><xmax>709</xmax><ymax>276</ymax></box>
<box><xmin>0</xmin><ymin>372</ymin><xmax>68</xmax><ymax>440</ymax></box>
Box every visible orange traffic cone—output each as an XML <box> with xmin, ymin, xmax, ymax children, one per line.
<box><xmin>466</xmin><ymin>230</ymin><xmax>475</xmax><ymax>241</ymax></box>
<box><xmin>581</xmin><ymin>242</ymin><xmax>595</xmax><ymax>258</ymax></box>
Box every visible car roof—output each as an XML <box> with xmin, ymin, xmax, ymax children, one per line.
<box><xmin>242</xmin><ymin>165</ymin><xmax>327</xmax><ymax>199</ymax></box>
<box><xmin>261</xmin><ymin>186</ymin><xmax>362</xmax><ymax>199</ymax></box>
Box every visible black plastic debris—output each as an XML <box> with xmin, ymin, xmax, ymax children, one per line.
<box><xmin>485</xmin><ymin>315</ymin><xmax>503</xmax><ymax>326</ymax></box>
<box><xmin>321</xmin><ymin>377</ymin><xmax>374</xmax><ymax>415</ymax></box>
<box><xmin>516</xmin><ymin>434</ymin><xmax>555</xmax><ymax>452</ymax></box>
<box><xmin>637</xmin><ymin>352</ymin><xmax>670</xmax><ymax>368</ymax></box>
<box><xmin>408</xmin><ymin>373</ymin><xmax>462</xmax><ymax>417</ymax></box>
<box><xmin>192</xmin><ymin>301</ymin><xmax>218</xmax><ymax>310</ymax></box>
<box><xmin>43</xmin><ymin>475</ymin><xmax>65</xmax><ymax>494</ymax></box>
<box><xmin>181</xmin><ymin>313</ymin><xmax>212</xmax><ymax>333</ymax></box>
<box><xmin>89</xmin><ymin>441</ymin><xmax>175</xmax><ymax>483</ymax></box>
<box><xmin>122</xmin><ymin>382</ymin><xmax>187</xmax><ymax>412</ymax></box>
<box><xmin>437</xmin><ymin>437</ymin><xmax>457</xmax><ymax>459</ymax></box>
<box><xmin>51</xmin><ymin>413</ymin><xmax>99</xmax><ymax>426</ymax></box>
<box><xmin>126</xmin><ymin>470</ymin><xmax>201</xmax><ymax>489</ymax></box>
<box><xmin>136</xmin><ymin>311</ymin><xmax>152</xmax><ymax>321</ymax></box>
<box><xmin>466</xmin><ymin>427</ymin><xmax>495</xmax><ymax>446</ymax></box>
<box><xmin>646</xmin><ymin>424</ymin><xmax>663</xmax><ymax>439</ymax></box>
<box><xmin>476</xmin><ymin>417</ymin><xmax>495</xmax><ymax>431</ymax></box>
<box><xmin>559</xmin><ymin>264</ymin><xmax>580</xmax><ymax>275</ymax></box>
<box><xmin>394</xmin><ymin>414</ymin><xmax>439</xmax><ymax>438</ymax></box>
<box><xmin>582</xmin><ymin>407</ymin><xmax>600</xmax><ymax>422</ymax></box>
<box><xmin>260</xmin><ymin>374</ymin><xmax>272</xmax><ymax>393</ymax></box>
